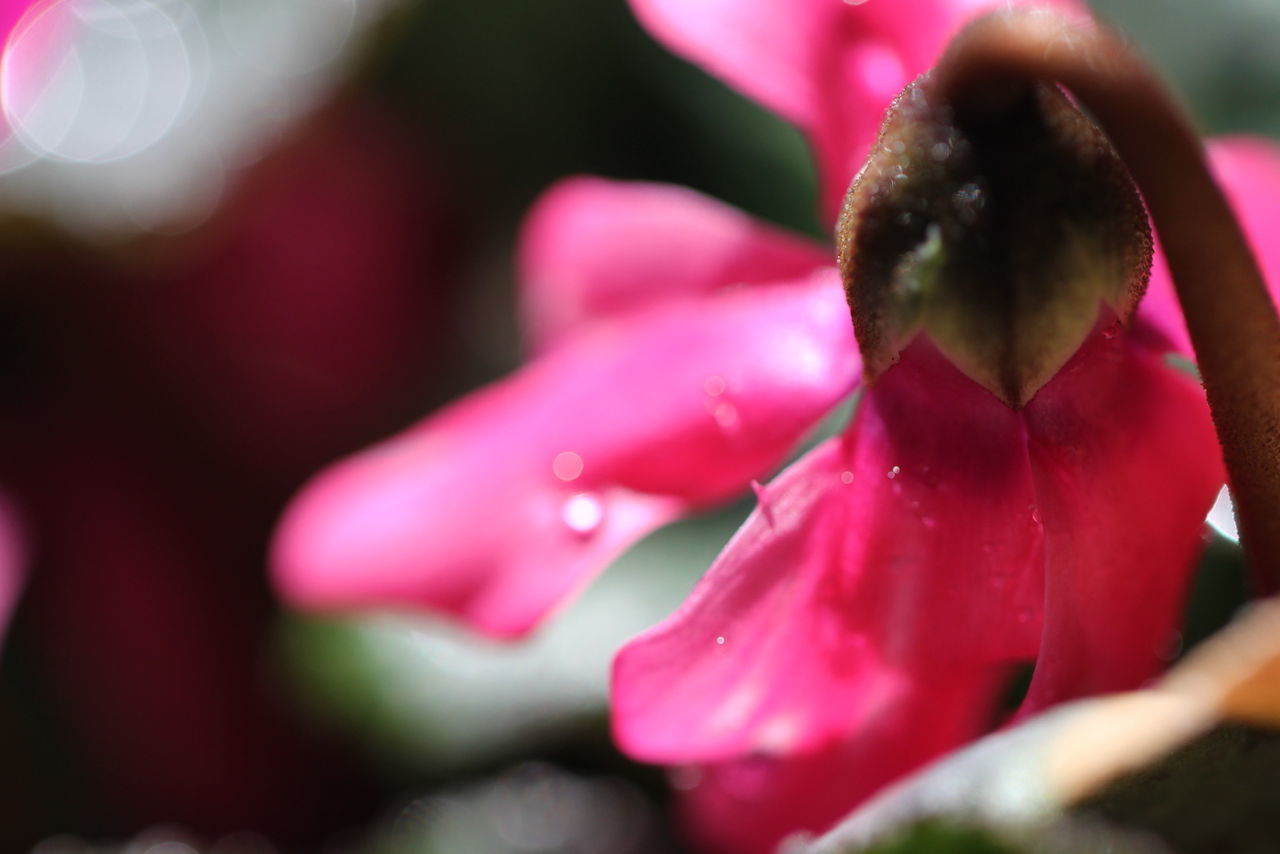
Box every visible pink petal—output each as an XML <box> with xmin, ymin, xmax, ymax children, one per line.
<box><xmin>520</xmin><ymin>177</ymin><xmax>828</xmax><ymax>352</ymax></box>
<box><xmin>612</xmin><ymin>340</ymin><xmax>1043</xmax><ymax>763</ymax></box>
<box><xmin>1020</xmin><ymin>331</ymin><xmax>1223</xmax><ymax>712</ymax></box>
<box><xmin>1139</xmin><ymin>136</ymin><xmax>1280</xmax><ymax>356</ymax></box>
<box><xmin>274</xmin><ymin>272</ymin><xmax>858</xmax><ymax>637</ymax></box>
<box><xmin>629</xmin><ymin>0</ymin><xmax>1086</xmax><ymax>223</ymax></box>
<box><xmin>0</xmin><ymin>492</ymin><xmax>24</xmax><ymax>644</ymax></box>
<box><xmin>677</xmin><ymin>672</ymin><xmax>1001</xmax><ymax>854</ymax></box>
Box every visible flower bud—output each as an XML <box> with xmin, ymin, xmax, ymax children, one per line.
<box><xmin>837</xmin><ymin>76</ymin><xmax>1152</xmax><ymax>408</ymax></box>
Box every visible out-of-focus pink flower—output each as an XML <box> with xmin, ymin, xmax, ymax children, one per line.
<box><xmin>0</xmin><ymin>491</ymin><xmax>22</xmax><ymax>647</ymax></box>
<box><xmin>0</xmin><ymin>90</ymin><xmax>443</xmax><ymax>845</ymax></box>
<box><xmin>272</xmin><ymin>0</ymin><xmax>1080</xmax><ymax>638</ymax></box>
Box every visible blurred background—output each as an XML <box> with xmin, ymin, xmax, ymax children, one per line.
<box><xmin>0</xmin><ymin>0</ymin><xmax>1275</xmax><ymax>851</ymax></box>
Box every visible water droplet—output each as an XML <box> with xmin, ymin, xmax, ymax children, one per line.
<box><xmin>842</xmin><ymin>0</ymin><xmax>869</xmax><ymax>6</ymax></box>
<box><xmin>713</xmin><ymin>402</ymin><xmax>741</xmax><ymax>432</ymax></box>
<box><xmin>891</xmin><ymin>140</ymin><xmax>905</xmax><ymax>154</ymax></box>
<box><xmin>930</xmin><ymin>142</ymin><xmax>951</xmax><ymax>161</ymax></box>
<box><xmin>704</xmin><ymin>375</ymin><xmax>727</xmax><ymax>397</ymax></box>
<box><xmin>840</xmin><ymin>470</ymin><xmax>855</xmax><ymax>485</ymax></box>
<box><xmin>1158</xmin><ymin>631</ymin><xmax>1184</xmax><ymax>661</ymax></box>
<box><xmin>552</xmin><ymin>451</ymin><xmax>583</xmax><ymax>482</ymax></box>
<box><xmin>921</xmin><ymin>515</ymin><xmax>936</xmax><ymax>529</ymax></box>
<box><xmin>562</xmin><ymin>493</ymin><xmax>604</xmax><ymax>537</ymax></box>
<box><xmin>715</xmin><ymin>636</ymin><xmax>726</xmax><ymax>646</ymax></box>
<box><xmin>1101</xmin><ymin>324</ymin><xmax>1118</xmax><ymax>340</ymax></box>
<box><xmin>886</xmin><ymin>465</ymin><xmax>901</xmax><ymax>479</ymax></box>
<box><xmin>1029</xmin><ymin>504</ymin><xmax>1042</xmax><ymax>525</ymax></box>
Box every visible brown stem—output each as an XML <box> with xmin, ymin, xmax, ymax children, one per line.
<box><xmin>933</xmin><ymin>9</ymin><xmax>1280</xmax><ymax>593</ymax></box>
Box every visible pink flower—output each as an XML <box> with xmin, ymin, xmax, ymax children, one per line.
<box><xmin>271</xmin><ymin>0</ymin><xmax>1078</xmax><ymax>638</ymax></box>
<box><xmin>267</xmin><ymin>1</ymin><xmax>1280</xmax><ymax>848</ymax></box>
<box><xmin>604</xmin><ymin>6</ymin><xmax>1280</xmax><ymax>854</ymax></box>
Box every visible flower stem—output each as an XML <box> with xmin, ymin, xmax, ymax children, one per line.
<box><xmin>933</xmin><ymin>9</ymin><xmax>1280</xmax><ymax>593</ymax></box>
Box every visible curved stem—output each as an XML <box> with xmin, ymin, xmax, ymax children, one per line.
<box><xmin>933</xmin><ymin>9</ymin><xmax>1280</xmax><ymax>593</ymax></box>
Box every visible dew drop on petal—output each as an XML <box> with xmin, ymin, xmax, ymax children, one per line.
<box><xmin>840</xmin><ymin>470</ymin><xmax>854</xmax><ymax>485</ymax></box>
<box><xmin>886</xmin><ymin>465</ymin><xmax>900</xmax><ymax>479</ymax></box>
<box><xmin>1028</xmin><ymin>504</ymin><xmax>1042</xmax><ymax>525</ymax></box>
<box><xmin>703</xmin><ymin>375</ymin><xmax>727</xmax><ymax>397</ymax></box>
<box><xmin>713</xmin><ymin>402</ymin><xmax>741</xmax><ymax>433</ymax></box>
<box><xmin>561</xmin><ymin>492</ymin><xmax>604</xmax><ymax>537</ymax></box>
<box><xmin>552</xmin><ymin>451</ymin><xmax>583</xmax><ymax>482</ymax></box>
<box><xmin>921</xmin><ymin>515</ymin><xmax>936</xmax><ymax>530</ymax></box>
<box><xmin>1158</xmin><ymin>631</ymin><xmax>1184</xmax><ymax>661</ymax></box>
<box><xmin>715</xmin><ymin>635</ymin><xmax>726</xmax><ymax>646</ymax></box>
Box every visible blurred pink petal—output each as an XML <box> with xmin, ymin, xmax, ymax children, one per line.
<box><xmin>0</xmin><ymin>0</ymin><xmax>50</xmax><ymax>137</ymax></box>
<box><xmin>0</xmin><ymin>492</ymin><xmax>23</xmax><ymax>645</ymax></box>
<box><xmin>1019</xmin><ymin>329</ymin><xmax>1223</xmax><ymax>712</ymax></box>
<box><xmin>520</xmin><ymin>177</ymin><xmax>828</xmax><ymax>352</ymax></box>
<box><xmin>1140</xmin><ymin>137</ymin><xmax>1280</xmax><ymax>356</ymax></box>
<box><xmin>614</xmin><ymin>341</ymin><xmax>1044</xmax><ymax>764</ymax></box>
<box><xmin>629</xmin><ymin>0</ymin><xmax>1085</xmax><ymax>222</ymax></box>
<box><xmin>275</xmin><ymin>273</ymin><xmax>858</xmax><ymax>637</ymax></box>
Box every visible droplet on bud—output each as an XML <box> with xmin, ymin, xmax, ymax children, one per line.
<box><xmin>837</xmin><ymin>75</ymin><xmax>1151</xmax><ymax>408</ymax></box>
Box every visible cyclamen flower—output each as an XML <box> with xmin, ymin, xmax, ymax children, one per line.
<box><xmin>267</xmin><ymin>1</ymin><xmax>1280</xmax><ymax>850</ymax></box>
<box><xmin>272</xmin><ymin>0</ymin><xmax>1080</xmax><ymax>638</ymax></box>
<box><xmin>609</xmin><ymin>9</ymin><xmax>1280</xmax><ymax>854</ymax></box>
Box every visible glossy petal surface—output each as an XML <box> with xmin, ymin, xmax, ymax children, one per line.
<box><xmin>275</xmin><ymin>273</ymin><xmax>858</xmax><ymax>637</ymax></box>
<box><xmin>1140</xmin><ymin>137</ymin><xmax>1280</xmax><ymax>356</ymax></box>
<box><xmin>520</xmin><ymin>178</ymin><xmax>827</xmax><ymax>351</ymax></box>
<box><xmin>1020</xmin><ymin>331</ymin><xmax>1223</xmax><ymax>711</ymax></box>
<box><xmin>613</xmin><ymin>341</ymin><xmax>1043</xmax><ymax>763</ymax></box>
<box><xmin>629</xmin><ymin>0</ymin><xmax>1084</xmax><ymax>222</ymax></box>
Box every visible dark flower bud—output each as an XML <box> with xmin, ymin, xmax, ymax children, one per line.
<box><xmin>836</xmin><ymin>75</ymin><xmax>1152</xmax><ymax>408</ymax></box>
